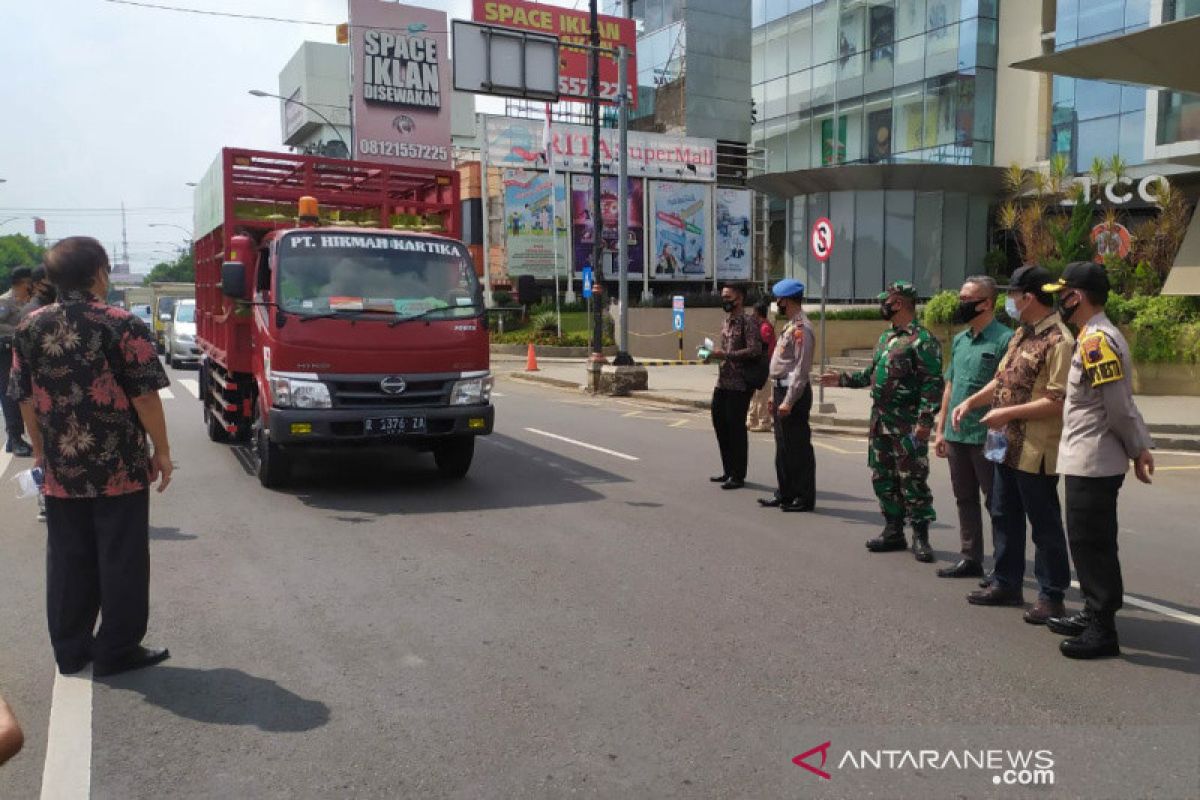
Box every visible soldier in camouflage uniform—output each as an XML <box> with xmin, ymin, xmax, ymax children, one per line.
<box><xmin>820</xmin><ymin>281</ymin><xmax>944</xmax><ymax>561</ymax></box>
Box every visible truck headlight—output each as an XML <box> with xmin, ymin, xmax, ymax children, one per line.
<box><xmin>270</xmin><ymin>377</ymin><xmax>331</xmax><ymax>409</ymax></box>
<box><xmin>450</xmin><ymin>374</ymin><xmax>493</xmax><ymax>406</ymax></box>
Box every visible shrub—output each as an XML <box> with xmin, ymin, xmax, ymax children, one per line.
<box><xmin>1128</xmin><ymin>295</ymin><xmax>1200</xmax><ymax>362</ymax></box>
<box><xmin>982</xmin><ymin>248</ymin><xmax>1009</xmax><ymax>278</ymax></box>
<box><xmin>491</xmin><ymin>290</ymin><xmax>513</xmax><ymax>308</ymax></box>
<box><xmin>921</xmin><ymin>290</ymin><xmax>959</xmax><ymax>327</ymax></box>
<box><xmin>531</xmin><ymin>310</ymin><xmax>559</xmax><ymax>334</ymax></box>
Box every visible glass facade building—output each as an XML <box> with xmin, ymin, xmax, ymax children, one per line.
<box><xmin>751</xmin><ymin>0</ymin><xmax>1000</xmax><ymax>172</ymax></box>
<box><xmin>752</xmin><ymin>1</ymin><xmax>1000</xmax><ymax>300</ymax></box>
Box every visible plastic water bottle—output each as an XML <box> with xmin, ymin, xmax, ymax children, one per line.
<box><xmin>984</xmin><ymin>429</ymin><xmax>1009</xmax><ymax>463</ymax></box>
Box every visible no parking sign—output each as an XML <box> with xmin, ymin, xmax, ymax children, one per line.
<box><xmin>810</xmin><ymin>217</ymin><xmax>834</xmax><ymax>262</ymax></box>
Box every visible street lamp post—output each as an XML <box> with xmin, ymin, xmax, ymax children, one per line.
<box><xmin>248</xmin><ymin>89</ymin><xmax>352</xmax><ymax>158</ymax></box>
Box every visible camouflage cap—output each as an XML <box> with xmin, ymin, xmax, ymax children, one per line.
<box><xmin>877</xmin><ymin>280</ymin><xmax>918</xmax><ymax>301</ymax></box>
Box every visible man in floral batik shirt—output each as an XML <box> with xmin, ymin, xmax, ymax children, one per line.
<box><xmin>8</xmin><ymin>236</ymin><xmax>174</xmax><ymax>677</ymax></box>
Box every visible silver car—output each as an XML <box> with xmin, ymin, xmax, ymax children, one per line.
<box><xmin>166</xmin><ymin>299</ymin><xmax>200</xmax><ymax>368</ymax></box>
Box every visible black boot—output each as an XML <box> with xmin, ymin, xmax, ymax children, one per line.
<box><xmin>1060</xmin><ymin>617</ymin><xmax>1120</xmax><ymax>660</ymax></box>
<box><xmin>910</xmin><ymin>522</ymin><xmax>934</xmax><ymax>563</ymax></box>
<box><xmin>1047</xmin><ymin>608</ymin><xmax>1095</xmax><ymax>637</ymax></box>
<box><xmin>866</xmin><ymin>516</ymin><xmax>906</xmax><ymax>552</ymax></box>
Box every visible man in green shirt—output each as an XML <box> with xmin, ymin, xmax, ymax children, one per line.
<box><xmin>932</xmin><ymin>276</ymin><xmax>1013</xmax><ymax>579</ymax></box>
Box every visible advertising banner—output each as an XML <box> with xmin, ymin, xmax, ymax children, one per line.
<box><xmin>570</xmin><ymin>175</ymin><xmax>645</xmax><ymax>279</ymax></box>
<box><xmin>650</xmin><ymin>181</ymin><xmax>710</xmax><ymax>281</ymax></box>
<box><xmin>349</xmin><ymin>0</ymin><xmax>452</xmax><ymax>169</ymax></box>
<box><xmin>502</xmin><ymin>169</ymin><xmax>569</xmax><ymax>280</ymax></box>
<box><xmin>715</xmin><ymin>188</ymin><xmax>752</xmax><ymax>281</ymax></box>
<box><xmin>484</xmin><ymin>117</ymin><xmax>716</xmax><ymax>181</ymax></box>
<box><xmin>473</xmin><ymin>0</ymin><xmax>637</xmax><ymax>105</ymax></box>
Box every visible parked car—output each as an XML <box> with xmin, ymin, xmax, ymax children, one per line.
<box><xmin>166</xmin><ymin>299</ymin><xmax>199</xmax><ymax>368</ymax></box>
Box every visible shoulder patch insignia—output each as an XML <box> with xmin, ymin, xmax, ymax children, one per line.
<box><xmin>793</xmin><ymin>327</ymin><xmax>805</xmax><ymax>342</ymax></box>
<box><xmin>1081</xmin><ymin>333</ymin><xmax>1124</xmax><ymax>385</ymax></box>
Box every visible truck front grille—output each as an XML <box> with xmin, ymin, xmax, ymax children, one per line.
<box><xmin>330</xmin><ymin>378</ymin><xmax>451</xmax><ymax>408</ymax></box>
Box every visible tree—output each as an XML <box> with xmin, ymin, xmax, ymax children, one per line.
<box><xmin>0</xmin><ymin>234</ymin><xmax>45</xmax><ymax>289</ymax></box>
<box><xmin>142</xmin><ymin>250</ymin><xmax>195</xmax><ymax>286</ymax></box>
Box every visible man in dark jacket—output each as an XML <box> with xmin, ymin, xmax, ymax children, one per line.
<box><xmin>708</xmin><ymin>283</ymin><xmax>764</xmax><ymax>490</ymax></box>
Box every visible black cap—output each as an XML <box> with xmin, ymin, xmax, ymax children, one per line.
<box><xmin>30</xmin><ymin>265</ymin><xmax>47</xmax><ymax>282</ymax></box>
<box><xmin>9</xmin><ymin>266</ymin><xmax>33</xmax><ymax>282</ymax></box>
<box><xmin>1043</xmin><ymin>261</ymin><xmax>1111</xmax><ymax>295</ymax></box>
<box><xmin>1001</xmin><ymin>264</ymin><xmax>1053</xmax><ymax>294</ymax></box>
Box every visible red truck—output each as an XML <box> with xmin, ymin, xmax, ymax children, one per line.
<box><xmin>193</xmin><ymin>148</ymin><xmax>493</xmax><ymax>487</ymax></box>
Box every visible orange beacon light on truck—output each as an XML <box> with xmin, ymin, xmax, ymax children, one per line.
<box><xmin>298</xmin><ymin>196</ymin><xmax>320</xmax><ymax>225</ymax></box>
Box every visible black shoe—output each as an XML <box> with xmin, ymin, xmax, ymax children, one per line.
<box><xmin>7</xmin><ymin>438</ymin><xmax>32</xmax><ymax>457</ymax></box>
<box><xmin>937</xmin><ymin>559</ymin><xmax>985</xmax><ymax>578</ymax></box>
<box><xmin>1060</xmin><ymin>624</ymin><xmax>1120</xmax><ymax>660</ymax></box>
<box><xmin>710</xmin><ymin>474</ymin><xmax>730</xmax><ymax>483</ymax></box>
<box><xmin>978</xmin><ymin>571</ymin><xmax>995</xmax><ymax>589</ymax></box>
<box><xmin>720</xmin><ymin>478</ymin><xmax>745</xmax><ymax>490</ymax></box>
<box><xmin>1047</xmin><ymin>609</ymin><xmax>1095</xmax><ymax>637</ymax></box>
<box><xmin>94</xmin><ymin>646</ymin><xmax>171</xmax><ymax>677</ymax></box>
<box><xmin>780</xmin><ymin>501</ymin><xmax>814</xmax><ymax>513</ymax></box>
<box><xmin>57</xmin><ymin>656</ymin><xmax>92</xmax><ymax>676</ymax></box>
<box><xmin>967</xmin><ymin>585</ymin><xmax>1025</xmax><ymax>606</ymax></box>
<box><xmin>910</xmin><ymin>525</ymin><xmax>934</xmax><ymax>563</ymax></box>
<box><xmin>866</xmin><ymin>517</ymin><xmax>906</xmax><ymax>552</ymax></box>
<box><xmin>757</xmin><ymin>496</ymin><xmax>783</xmax><ymax>508</ymax></box>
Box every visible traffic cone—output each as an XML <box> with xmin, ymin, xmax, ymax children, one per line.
<box><xmin>525</xmin><ymin>342</ymin><xmax>540</xmax><ymax>371</ymax></box>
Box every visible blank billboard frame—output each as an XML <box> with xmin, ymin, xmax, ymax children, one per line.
<box><xmin>452</xmin><ymin>20</ymin><xmax>560</xmax><ymax>103</ymax></box>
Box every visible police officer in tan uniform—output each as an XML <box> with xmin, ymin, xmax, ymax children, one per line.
<box><xmin>1043</xmin><ymin>261</ymin><xmax>1154</xmax><ymax>660</ymax></box>
<box><xmin>757</xmin><ymin>279</ymin><xmax>816</xmax><ymax>512</ymax></box>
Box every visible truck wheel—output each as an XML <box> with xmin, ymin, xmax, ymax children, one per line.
<box><xmin>204</xmin><ymin>403</ymin><xmax>228</xmax><ymax>443</ymax></box>
<box><xmin>255</xmin><ymin>425</ymin><xmax>291</xmax><ymax>488</ymax></box>
<box><xmin>433</xmin><ymin>437</ymin><xmax>474</xmax><ymax>479</ymax></box>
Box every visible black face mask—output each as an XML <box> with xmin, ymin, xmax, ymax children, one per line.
<box><xmin>880</xmin><ymin>301</ymin><xmax>897</xmax><ymax>321</ymax></box>
<box><xmin>1056</xmin><ymin>292</ymin><xmax>1080</xmax><ymax>322</ymax></box>
<box><xmin>722</xmin><ymin>300</ymin><xmax>737</xmax><ymax>313</ymax></box>
<box><xmin>952</xmin><ymin>299</ymin><xmax>984</xmax><ymax>325</ymax></box>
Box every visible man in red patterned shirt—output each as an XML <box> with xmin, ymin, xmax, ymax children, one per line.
<box><xmin>8</xmin><ymin>237</ymin><xmax>174</xmax><ymax>677</ymax></box>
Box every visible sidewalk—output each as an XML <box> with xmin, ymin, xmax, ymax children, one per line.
<box><xmin>494</xmin><ymin>353</ymin><xmax>1200</xmax><ymax>450</ymax></box>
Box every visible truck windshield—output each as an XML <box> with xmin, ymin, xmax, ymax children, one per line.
<box><xmin>176</xmin><ymin>304</ymin><xmax>196</xmax><ymax>323</ymax></box>
<box><xmin>276</xmin><ymin>233</ymin><xmax>481</xmax><ymax>320</ymax></box>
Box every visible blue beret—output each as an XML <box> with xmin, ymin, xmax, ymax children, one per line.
<box><xmin>772</xmin><ymin>278</ymin><xmax>805</xmax><ymax>298</ymax></box>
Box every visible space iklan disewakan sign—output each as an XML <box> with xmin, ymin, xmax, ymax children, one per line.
<box><xmin>350</xmin><ymin>0</ymin><xmax>452</xmax><ymax>169</ymax></box>
<box><xmin>483</xmin><ymin>117</ymin><xmax>716</xmax><ymax>181</ymax></box>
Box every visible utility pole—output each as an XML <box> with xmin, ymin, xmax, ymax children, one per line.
<box><xmin>120</xmin><ymin>201</ymin><xmax>130</xmax><ymax>277</ymax></box>
<box><xmin>613</xmin><ymin>44</ymin><xmax>632</xmax><ymax>366</ymax></box>
<box><xmin>588</xmin><ymin>0</ymin><xmax>605</xmax><ymax>364</ymax></box>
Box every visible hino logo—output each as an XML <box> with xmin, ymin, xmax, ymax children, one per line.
<box><xmin>380</xmin><ymin>376</ymin><xmax>407</xmax><ymax>395</ymax></box>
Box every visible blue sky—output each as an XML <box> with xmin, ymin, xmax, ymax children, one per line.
<box><xmin>0</xmin><ymin>0</ymin><xmax>581</xmax><ymax>273</ymax></box>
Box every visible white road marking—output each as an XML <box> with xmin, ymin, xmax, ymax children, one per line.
<box><xmin>40</xmin><ymin>667</ymin><xmax>93</xmax><ymax>800</ymax></box>
<box><xmin>524</xmin><ymin>428</ymin><xmax>640</xmax><ymax>461</ymax></box>
<box><xmin>177</xmin><ymin>378</ymin><xmax>200</xmax><ymax>399</ymax></box>
<box><xmin>1069</xmin><ymin>581</ymin><xmax>1200</xmax><ymax>626</ymax></box>
<box><xmin>0</xmin><ymin>449</ymin><xmax>11</xmax><ymax>478</ymax></box>
<box><xmin>491</xmin><ymin>391</ymin><xmax>506</xmax><ymax>398</ymax></box>
<box><xmin>158</xmin><ymin>388</ymin><xmax>175</xmax><ymax>400</ymax></box>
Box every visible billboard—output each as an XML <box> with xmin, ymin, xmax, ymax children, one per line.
<box><xmin>502</xmin><ymin>169</ymin><xmax>569</xmax><ymax>280</ymax></box>
<box><xmin>484</xmin><ymin>117</ymin><xmax>716</xmax><ymax>180</ymax></box>
<box><xmin>473</xmin><ymin>0</ymin><xmax>637</xmax><ymax>105</ymax></box>
<box><xmin>349</xmin><ymin>0</ymin><xmax>452</xmax><ymax>169</ymax></box>
<box><xmin>570</xmin><ymin>175</ymin><xmax>645</xmax><ymax>279</ymax></box>
<box><xmin>715</xmin><ymin>188</ymin><xmax>752</xmax><ymax>281</ymax></box>
<box><xmin>650</xmin><ymin>181</ymin><xmax>710</xmax><ymax>281</ymax></box>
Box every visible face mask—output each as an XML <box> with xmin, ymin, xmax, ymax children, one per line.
<box><xmin>1057</xmin><ymin>291</ymin><xmax>1080</xmax><ymax>322</ymax></box>
<box><xmin>952</xmin><ymin>299</ymin><xmax>983</xmax><ymax>325</ymax></box>
<box><xmin>1004</xmin><ymin>295</ymin><xmax>1021</xmax><ymax>322</ymax></box>
<box><xmin>722</xmin><ymin>300</ymin><xmax>736</xmax><ymax>313</ymax></box>
<box><xmin>880</xmin><ymin>301</ymin><xmax>897</xmax><ymax>321</ymax></box>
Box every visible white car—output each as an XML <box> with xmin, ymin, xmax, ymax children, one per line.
<box><xmin>166</xmin><ymin>299</ymin><xmax>199</xmax><ymax>368</ymax></box>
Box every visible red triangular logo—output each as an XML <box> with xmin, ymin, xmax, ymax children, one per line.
<box><xmin>792</xmin><ymin>741</ymin><xmax>832</xmax><ymax>780</ymax></box>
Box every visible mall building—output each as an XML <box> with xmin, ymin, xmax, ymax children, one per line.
<box><xmin>745</xmin><ymin>0</ymin><xmax>1200</xmax><ymax>300</ymax></box>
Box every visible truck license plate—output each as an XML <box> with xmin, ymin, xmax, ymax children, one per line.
<box><xmin>364</xmin><ymin>416</ymin><xmax>426</xmax><ymax>435</ymax></box>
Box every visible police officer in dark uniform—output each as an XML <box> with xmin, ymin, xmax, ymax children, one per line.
<box><xmin>757</xmin><ymin>279</ymin><xmax>816</xmax><ymax>512</ymax></box>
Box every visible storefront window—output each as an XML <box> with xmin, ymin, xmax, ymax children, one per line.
<box><xmin>1157</xmin><ymin>91</ymin><xmax>1200</xmax><ymax>145</ymax></box>
<box><xmin>914</xmin><ymin>192</ymin><xmax>943</xmax><ymax>296</ymax></box>
<box><xmin>829</xmin><ymin>192</ymin><xmax>857</xmax><ymax>299</ymax></box>
<box><xmin>884</xmin><ymin>190</ymin><xmax>915</xmax><ymax>286</ymax></box>
<box><xmin>857</xmin><ymin>190</ymin><xmax>886</xmax><ymax>294</ymax></box>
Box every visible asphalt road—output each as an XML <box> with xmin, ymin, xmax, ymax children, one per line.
<box><xmin>1</xmin><ymin>363</ymin><xmax>1198</xmax><ymax>799</ymax></box>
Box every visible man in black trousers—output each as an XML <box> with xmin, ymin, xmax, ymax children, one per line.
<box><xmin>1043</xmin><ymin>261</ymin><xmax>1154</xmax><ymax>659</ymax></box>
<box><xmin>707</xmin><ymin>283</ymin><xmax>763</xmax><ymax>490</ymax></box>
<box><xmin>9</xmin><ymin>236</ymin><xmax>173</xmax><ymax>677</ymax></box>
<box><xmin>758</xmin><ymin>279</ymin><xmax>816</xmax><ymax>512</ymax></box>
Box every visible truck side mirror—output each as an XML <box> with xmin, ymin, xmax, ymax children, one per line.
<box><xmin>221</xmin><ymin>261</ymin><xmax>247</xmax><ymax>298</ymax></box>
